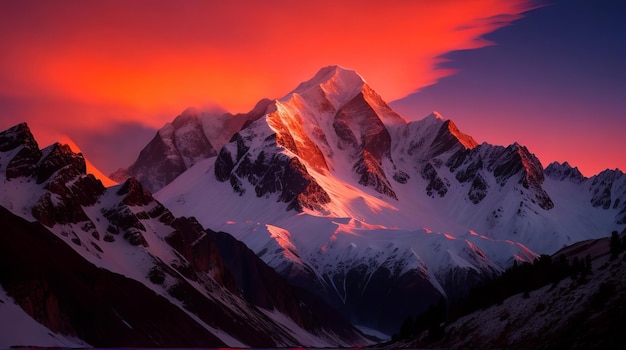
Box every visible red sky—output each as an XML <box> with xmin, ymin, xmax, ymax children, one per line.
<box><xmin>0</xmin><ymin>0</ymin><xmax>623</xmax><ymax>177</ymax></box>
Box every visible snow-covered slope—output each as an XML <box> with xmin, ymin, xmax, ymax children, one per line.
<box><xmin>151</xmin><ymin>66</ymin><xmax>625</xmax><ymax>334</ymax></box>
<box><xmin>154</xmin><ymin>66</ymin><xmax>626</xmax><ymax>334</ymax></box>
<box><xmin>0</xmin><ymin>123</ymin><xmax>366</xmax><ymax>347</ymax></box>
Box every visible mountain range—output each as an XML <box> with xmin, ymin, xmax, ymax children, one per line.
<box><xmin>0</xmin><ymin>122</ymin><xmax>365</xmax><ymax>347</ymax></box>
<box><xmin>2</xmin><ymin>65</ymin><xmax>625</xmax><ymax>346</ymax></box>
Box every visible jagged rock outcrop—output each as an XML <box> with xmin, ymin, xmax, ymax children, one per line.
<box><xmin>111</xmin><ymin>100</ymin><xmax>271</xmax><ymax>193</ymax></box>
<box><xmin>545</xmin><ymin>161</ymin><xmax>585</xmax><ymax>182</ymax></box>
<box><xmin>421</xmin><ymin>162</ymin><xmax>449</xmax><ymax>198</ymax></box>
<box><xmin>589</xmin><ymin>169</ymin><xmax>626</xmax><ymax>224</ymax></box>
<box><xmin>1</xmin><ymin>123</ymin><xmax>42</xmax><ymax>179</ymax></box>
<box><xmin>439</xmin><ymin>141</ymin><xmax>554</xmax><ymax>209</ymax></box>
<box><xmin>545</xmin><ymin>163</ymin><xmax>626</xmax><ymax>225</ymax></box>
<box><xmin>0</xmin><ymin>125</ymin><xmax>105</xmax><ymax>229</ymax></box>
<box><xmin>215</xmin><ymin>127</ymin><xmax>331</xmax><ymax>212</ymax></box>
<box><xmin>116</xmin><ymin>177</ymin><xmax>155</xmax><ymax>206</ymax></box>
<box><xmin>0</xmin><ymin>122</ymin><xmax>366</xmax><ymax>347</ymax></box>
<box><xmin>334</xmin><ymin>89</ymin><xmax>398</xmax><ymax>199</ymax></box>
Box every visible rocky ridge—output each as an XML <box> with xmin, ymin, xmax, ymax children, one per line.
<box><xmin>151</xmin><ymin>66</ymin><xmax>625</xmax><ymax>335</ymax></box>
<box><xmin>0</xmin><ymin>123</ymin><xmax>366</xmax><ymax>347</ymax></box>
<box><xmin>110</xmin><ymin>100</ymin><xmax>271</xmax><ymax>193</ymax></box>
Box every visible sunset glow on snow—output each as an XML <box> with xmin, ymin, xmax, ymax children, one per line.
<box><xmin>0</xmin><ymin>0</ymin><xmax>624</xmax><ymax>176</ymax></box>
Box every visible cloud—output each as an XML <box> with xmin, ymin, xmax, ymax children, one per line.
<box><xmin>1</xmin><ymin>1</ymin><xmax>535</xmax><ymax>116</ymax></box>
<box><xmin>0</xmin><ymin>0</ymin><xmax>536</xmax><ymax>170</ymax></box>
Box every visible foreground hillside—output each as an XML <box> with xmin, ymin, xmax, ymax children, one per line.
<box><xmin>390</xmin><ymin>237</ymin><xmax>626</xmax><ymax>349</ymax></box>
<box><xmin>0</xmin><ymin>123</ymin><xmax>365</xmax><ymax>347</ymax></box>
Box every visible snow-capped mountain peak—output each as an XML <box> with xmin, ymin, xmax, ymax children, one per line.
<box><xmin>117</xmin><ymin>66</ymin><xmax>626</xmax><ymax>336</ymax></box>
<box><xmin>110</xmin><ymin>100</ymin><xmax>269</xmax><ymax>193</ymax></box>
<box><xmin>291</xmin><ymin>65</ymin><xmax>366</xmax><ymax>104</ymax></box>
<box><xmin>545</xmin><ymin>161</ymin><xmax>585</xmax><ymax>182</ymax></box>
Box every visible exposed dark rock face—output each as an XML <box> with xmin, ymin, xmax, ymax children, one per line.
<box><xmin>215</xmin><ymin>131</ymin><xmax>331</xmax><ymax>212</ymax></box>
<box><xmin>215</xmin><ymin>78</ymin><xmax>405</xmax><ymax>209</ymax></box>
<box><xmin>353</xmin><ymin>151</ymin><xmax>397</xmax><ymax>200</ymax></box>
<box><xmin>589</xmin><ymin>169</ymin><xmax>626</xmax><ymax>224</ymax></box>
<box><xmin>467</xmin><ymin>174</ymin><xmax>489</xmax><ymax>204</ymax></box>
<box><xmin>0</xmin><ymin>126</ymin><xmax>106</xmax><ymax>229</ymax></box>
<box><xmin>592</xmin><ymin>186</ymin><xmax>613</xmax><ymax>210</ymax></box>
<box><xmin>36</xmin><ymin>143</ymin><xmax>85</xmax><ymax>184</ymax></box>
<box><xmin>510</xmin><ymin>145</ymin><xmax>553</xmax><ymax>210</ymax></box>
<box><xmin>590</xmin><ymin>170</ymin><xmax>621</xmax><ymax>209</ymax></box>
<box><xmin>111</xmin><ymin>101</ymin><xmax>271</xmax><ymax>193</ymax></box>
<box><xmin>166</xmin><ymin>216</ymin><xmax>238</xmax><ymax>291</ymax></box>
<box><xmin>393</xmin><ymin>170</ymin><xmax>410</xmax><ymax>184</ymax></box>
<box><xmin>214</xmin><ymin>143</ymin><xmax>236</xmax><ymax>182</ymax></box>
<box><xmin>443</xmin><ymin>142</ymin><xmax>554</xmax><ymax>209</ymax></box>
<box><xmin>280</xmin><ymin>158</ymin><xmax>331</xmax><ymax>212</ymax></box>
<box><xmin>209</xmin><ymin>230</ymin><xmax>364</xmax><ymax>342</ymax></box>
<box><xmin>1</xmin><ymin>123</ymin><xmax>42</xmax><ymax>179</ymax></box>
<box><xmin>544</xmin><ymin>161</ymin><xmax>585</xmax><ymax>182</ymax></box>
<box><xmin>32</xmin><ymin>191</ymin><xmax>91</xmax><ymax>228</ymax></box>
<box><xmin>116</xmin><ymin>177</ymin><xmax>155</xmax><ymax>206</ymax></box>
<box><xmin>335</xmin><ymin>92</ymin><xmax>397</xmax><ymax>199</ymax></box>
<box><xmin>430</xmin><ymin>120</ymin><xmax>476</xmax><ymax>158</ymax></box>
<box><xmin>489</xmin><ymin>144</ymin><xmax>551</xmax><ymax>210</ymax></box>
<box><xmin>482</xmin><ymin>142</ymin><xmax>548</xmax><ymax>194</ymax></box>
<box><xmin>0</xmin><ymin>122</ymin><xmax>38</xmax><ymax>152</ymax></box>
<box><xmin>109</xmin><ymin>126</ymin><xmax>188</xmax><ymax>193</ymax></box>
<box><xmin>446</xmin><ymin>148</ymin><xmax>471</xmax><ymax>174</ymax></box>
<box><xmin>421</xmin><ymin>162</ymin><xmax>449</xmax><ymax>198</ymax></box>
<box><xmin>30</xmin><ymin>144</ymin><xmax>106</xmax><ymax>227</ymax></box>
<box><xmin>453</xmin><ymin>155</ymin><xmax>483</xmax><ymax>184</ymax></box>
<box><xmin>101</xmin><ymin>205</ymin><xmax>149</xmax><ymax>247</ymax></box>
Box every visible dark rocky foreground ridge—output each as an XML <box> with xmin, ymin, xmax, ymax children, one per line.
<box><xmin>0</xmin><ymin>205</ymin><xmax>225</xmax><ymax>346</ymax></box>
<box><xmin>383</xmin><ymin>237</ymin><xmax>626</xmax><ymax>349</ymax></box>
<box><xmin>0</xmin><ymin>123</ymin><xmax>365</xmax><ymax>347</ymax></box>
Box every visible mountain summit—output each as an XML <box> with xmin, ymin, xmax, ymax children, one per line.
<box><xmin>291</xmin><ymin>66</ymin><xmax>367</xmax><ymax>101</ymax></box>
<box><xmin>111</xmin><ymin>66</ymin><xmax>626</xmax><ymax>335</ymax></box>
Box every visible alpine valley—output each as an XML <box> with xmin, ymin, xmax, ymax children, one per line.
<box><xmin>2</xmin><ymin>66</ymin><xmax>625</xmax><ymax>347</ymax></box>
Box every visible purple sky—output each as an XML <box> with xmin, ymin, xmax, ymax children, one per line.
<box><xmin>391</xmin><ymin>0</ymin><xmax>626</xmax><ymax>176</ymax></box>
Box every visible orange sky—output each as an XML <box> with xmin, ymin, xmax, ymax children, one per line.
<box><xmin>9</xmin><ymin>1</ymin><xmax>621</xmax><ymax>178</ymax></box>
<box><xmin>0</xmin><ymin>1</ymin><xmax>535</xmax><ymax>129</ymax></box>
